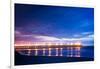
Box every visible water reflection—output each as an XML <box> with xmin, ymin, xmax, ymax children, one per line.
<box><xmin>16</xmin><ymin>47</ymin><xmax>81</xmax><ymax>57</ymax></box>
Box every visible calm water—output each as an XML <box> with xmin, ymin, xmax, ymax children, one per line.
<box><xmin>16</xmin><ymin>46</ymin><xmax>94</xmax><ymax>58</ymax></box>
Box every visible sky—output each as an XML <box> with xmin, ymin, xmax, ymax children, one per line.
<box><xmin>15</xmin><ymin>4</ymin><xmax>94</xmax><ymax>46</ymax></box>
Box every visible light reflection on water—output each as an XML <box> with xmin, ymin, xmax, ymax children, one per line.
<box><xmin>16</xmin><ymin>47</ymin><xmax>81</xmax><ymax>57</ymax></box>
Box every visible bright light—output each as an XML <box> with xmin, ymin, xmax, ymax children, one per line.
<box><xmin>15</xmin><ymin>41</ymin><xmax>82</xmax><ymax>46</ymax></box>
<box><xmin>75</xmin><ymin>42</ymin><xmax>81</xmax><ymax>45</ymax></box>
<box><xmin>70</xmin><ymin>43</ymin><xmax>73</xmax><ymax>45</ymax></box>
<box><xmin>48</xmin><ymin>42</ymin><xmax>52</xmax><ymax>46</ymax></box>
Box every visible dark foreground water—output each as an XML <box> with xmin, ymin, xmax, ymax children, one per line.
<box><xmin>15</xmin><ymin>46</ymin><xmax>94</xmax><ymax>65</ymax></box>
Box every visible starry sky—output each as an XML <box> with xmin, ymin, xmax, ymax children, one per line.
<box><xmin>15</xmin><ymin>4</ymin><xmax>94</xmax><ymax>46</ymax></box>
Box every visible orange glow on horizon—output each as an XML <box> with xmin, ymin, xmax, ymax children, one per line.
<box><xmin>15</xmin><ymin>41</ymin><xmax>82</xmax><ymax>46</ymax></box>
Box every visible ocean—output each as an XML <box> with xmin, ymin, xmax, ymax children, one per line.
<box><xmin>15</xmin><ymin>46</ymin><xmax>94</xmax><ymax>65</ymax></box>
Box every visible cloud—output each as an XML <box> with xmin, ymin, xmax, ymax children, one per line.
<box><xmin>33</xmin><ymin>35</ymin><xmax>60</xmax><ymax>41</ymax></box>
<box><xmin>73</xmin><ymin>34</ymin><xmax>81</xmax><ymax>37</ymax></box>
<box><xmin>15</xmin><ymin>31</ymin><xmax>94</xmax><ymax>41</ymax></box>
<box><xmin>15</xmin><ymin>30</ymin><xmax>94</xmax><ymax>46</ymax></box>
<box><xmin>81</xmin><ymin>32</ymin><xmax>93</xmax><ymax>35</ymax></box>
<box><xmin>80</xmin><ymin>35</ymin><xmax>93</xmax><ymax>41</ymax></box>
<box><xmin>88</xmin><ymin>34</ymin><xmax>94</xmax><ymax>38</ymax></box>
<box><xmin>73</xmin><ymin>32</ymin><xmax>93</xmax><ymax>38</ymax></box>
<box><xmin>61</xmin><ymin>34</ymin><xmax>93</xmax><ymax>41</ymax></box>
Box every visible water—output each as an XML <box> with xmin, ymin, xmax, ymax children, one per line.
<box><xmin>16</xmin><ymin>46</ymin><xmax>94</xmax><ymax>58</ymax></box>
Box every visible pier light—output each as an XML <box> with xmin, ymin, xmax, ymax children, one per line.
<box><xmin>75</xmin><ymin>42</ymin><xmax>81</xmax><ymax>46</ymax></box>
<box><xmin>43</xmin><ymin>48</ymin><xmax>46</xmax><ymax>56</ymax></box>
<box><xmin>48</xmin><ymin>42</ymin><xmax>52</xmax><ymax>46</ymax></box>
<box><xmin>55</xmin><ymin>43</ymin><xmax>59</xmax><ymax>45</ymax></box>
<box><xmin>55</xmin><ymin>48</ymin><xmax>59</xmax><ymax>56</ymax></box>
<box><xmin>34</xmin><ymin>43</ymin><xmax>39</xmax><ymax>46</ymax></box>
<box><xmin>48</xmin><ymin>48</ymin><xmax>51</xmax><ymax>56</ymax></box>
<box><xmin>49</xmin><ymin>48</ymin><xmax>51</xmax><ymax>50</ymax></box>
<box><xmin>43</xmin><ymin>48</ymin><xmax>46</xmax><ymax>50</ymax></box>
<box><xmin>34</xmin><ymin>48</ymin><xmax>38</xmax><ymax>56</ymax></box>
<box><xmin>76</xmin><ymin>47</ymin><xmax>81</xmax><ymax>51</ymax></box>
<box><xmin>60</xmin><ymin>48</ymin><xmax>63</xmax><ymax>56</ymax></box>
<box><xmin>70</xmin><ymin>43</ymin><xmax>73</xmax><ymax>45</ymax></box>
<box><xmin>28</xmin><ymin>49</ymin><xmax>31</xmax><ymax>56</ymax></box>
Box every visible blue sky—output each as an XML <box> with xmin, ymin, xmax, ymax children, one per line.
<box><xmin>15</xmin><ymin>4</ymin><xmax>94</xmax><ymax>46</ymax></box>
